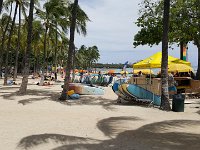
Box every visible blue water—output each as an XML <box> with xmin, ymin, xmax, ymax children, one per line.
<box><xmin>96</xmin><ymin>66</ymin><xmax>197</xmax><ymax>75</ymax></box>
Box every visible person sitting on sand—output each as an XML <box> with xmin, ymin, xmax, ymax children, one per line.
<box><xmin>36</xmin><ymin>81</ymin><xmax>53</xmax><ymax>86</ymax></box>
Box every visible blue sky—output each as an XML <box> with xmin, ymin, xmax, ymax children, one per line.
<box><xmin>75</xmin><ymin>0</ymin><xmax>198</xmax><ymax>67</ymax></box>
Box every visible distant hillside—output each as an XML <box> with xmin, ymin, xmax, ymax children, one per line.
<box><xmin>94</xmin><ymin>63</ymin><xmax>132</xmax><ymax>69</ymax></box>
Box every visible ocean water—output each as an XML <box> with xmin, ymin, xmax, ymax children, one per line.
<box><xmin>96</xmin><ymin>66</ymin><xmax>198</xmax><ymax>75</ymax></box>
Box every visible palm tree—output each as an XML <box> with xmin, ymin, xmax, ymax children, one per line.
<box><xmin>160</xmin><ymin>0</ymin><xmax>171</xmax><ymax>111</ymax></box>
<box><xmin>60</xmin><ymin>0</ymin><xmax>79</xmax><ymax>100</ymax></box>
<box><xmin>0</xmin><ymin>0</ymin><xmax>3</xmax><ymax>13</ymax></box>
<box><xmin>3</xmin><ymin>1</ymin><xmax>18</xmax><ymax>85</ymax></box>
<box><xmin>35</xmin><ymin>0</ymin><xmax>68</xmax><ymax>85</ymax></box>
<box><xmin>18</xmin><ymin>0</ymin><xmax>34</xmax><ymax>94</ymax></box>
<box><xmin>0</xmin><ymin>2</ymin><xmax>13</xmax><ymax>80</ymax></box>
<box><xmin>13</xmin><ymin>2</ymin><xmax>21</xmax><ymax>81</ymax></box>
<box><xmin>0</xmin><ymin>13</ymin><xmax>11</xmax><ymax>79</ymax></box>
<box><xmin>13</xmin><ymin>0</ymin><xmax>30</xmax><ymax>81</ymax></box>
<box><xmin>2</xmin><ymin>0</ymin><xmax>29</xmax><ymax>83</ymax></box>
<box><xmin>31</xmin><ymin>20</ymin><xmax>44</xmax><ymax>73</ymax></box>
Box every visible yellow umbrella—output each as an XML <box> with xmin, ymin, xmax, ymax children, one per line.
<box><xmin>133</xmin><ymin>69</ymin><xmax>154</xmax><ymax>74</ymax></box>
<box><xmin>168</xmin><ymin>63</ymin><xmax>194</xmax><ymax>72</ymax></box>
<box><xmin>133</xmin><ymin>52</ymin><xmax>191</xmax><ymax>69</ymax></box>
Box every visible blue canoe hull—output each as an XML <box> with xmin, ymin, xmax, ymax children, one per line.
<box><xmin>126</xmin><ymin>84</ymin><xmax>161</xmax><ymax>106</ymax></box>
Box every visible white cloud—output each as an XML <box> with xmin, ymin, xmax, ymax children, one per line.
<box><xmin>75</xmin><ymin>0</ymin><xmax>198</xmax><ymax>67</ymax></box>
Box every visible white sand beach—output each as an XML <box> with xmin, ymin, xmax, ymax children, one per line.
<box><xmin>0</xmin><ymin>77</ymin><xmax>200</xmax><ymax>150</ymax></box>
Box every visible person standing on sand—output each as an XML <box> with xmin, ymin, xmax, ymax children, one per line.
<box><xmin>97</xmin><ymin>71</ymin><xmax>102</xmax><ymax>84</ymax></box>
<box><xmin>168</xmin><ymin>72</ymin><xmax>177</xmax><ymax>96</ymax></box>
<box><xmin>138</xmin><ymin>71</ymin><xmax>143</xmax><ymax>77</ymax></box>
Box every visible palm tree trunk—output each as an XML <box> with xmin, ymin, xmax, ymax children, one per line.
<box><xmin>4</xmin><ymin>2</ymin><xmax>18</xmax><ymax>85</ymax></box>
<box><xmin>33</xmin><ymin>45</ymin><xmax>36</xmax><ymax>74</ymax></box>
<box><xmin>0</xmin><ymin>4</ymin><xmax>12</xmax><ymax>79</ymax></box>
<box><xmin>36</xmin><ymin>48</ymin><xmax>39</xmax><ymax>73</ymax></box>
<box><xmin>60</xmin><ymin>0</ymin><xmax>79</xmax><ymax>100</ymax></box>
<box><xmin>160</xmin><ymin>0</ymin><xmax>171</xmax><ymax>111</ymax></box>
<box><xmin>54</xmin><ymin>23</ymin><xmax>58</xmax><ymax>81</ymax></box>
<box><xmin>0</xmin><ymin>0</ymin><xmax>3</xmax><ymax>13</ymax></box>
<box><xmin>13</xmin><ymin>4</ymin><xmax>21</xmax><ymax>81</ymax></box>
<box><xmin>196</xmin><ymin>40</ymin><xmax>200</xmax><ymax>80</ymax></box>
<box><xmin>18</xmin><ymin>0</ymin><xmax>34</xmax><ymax>94</ymax></box>
<box><xmin>44</xmin><ymin>26</ymin><xmax>48</xmax><ymax>70</ymax></box>
<box><xmin>39</xmin><ymin>25</ymin><xmax>48</xmax><ymax>86</ymax></box>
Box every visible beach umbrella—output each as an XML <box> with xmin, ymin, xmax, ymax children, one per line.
<box><xmin>74</xmin><ymin>69</ymin><xmax>79</xmax><ymax>72</ymax></box>
<box><xmin>168</xmin><ymin>63</ymin><xmax>194</xmax><ymax>72</ymax></box>
<box><xmin>108</xmin><ymin>70</ymin><xmax>115</xmax><ymax>74</ymax></box>
<box><xmin>79</xmin><ymin>69</ymin><xmax>87</xmax><ymax>73</ymax></box>
<box><xmin>133</xmin><ymin>52</ymin><xmax>191</xmax><ymax>69</ymax></box>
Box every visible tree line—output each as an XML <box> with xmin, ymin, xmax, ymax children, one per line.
<box><xmin>134</xmin><ymin>0</ymin><xmax>200</xmax><ymax>110</ymax></box>
<box><xmin>0</xmin><ymin>0</ymin><xmax>100</xmax><ymax>84</ymax></box>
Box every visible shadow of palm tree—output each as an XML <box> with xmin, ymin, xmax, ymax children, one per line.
<box><xmin>197</xmin><ymin>110</ymin><xmax>200</xmax><ymax>115</ymax></box>
<box><xmin>17</xmin><ymin>119</ymin><xmax>200</xmax><ymax>150</ymax></box>
<box><xmin>1</xmin><ymin>86</ymin><xmax>155</xmax><ymax>110</ymax></box>
<box><xmin>0</xmin><ymin>86</ymin><xmax>20</xmax><ymax>90</ymax></box>
<box><xmin>97</xmin><ymin>116</ymin><xmax>142</xmax><ymax>137</ymax></box>
<box><xmin>18</xmin><ymin>97</ymin><xmax>49</xmax><ymax>105</ymax></box>
<box><xmin>17</xmin><ymin>134</ymin><xmax>99</xmax><ymax>150</ymax></box>
<box><xmin>1</xmin><ymin>87</ymin><xmax>118</xmax><ymax>110</ymax></box>
<box><xmin>1</xmin><ymin>89</ymin><xmax>60</xmax><ymax>102</ymax></box>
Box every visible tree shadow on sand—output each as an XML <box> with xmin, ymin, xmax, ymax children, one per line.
<box><xmin>17</xmin><ymin>134</ymin><xmax>99</xmax><ymax>150</ymax></box>
<box><xmin>1</xmin><ymin>87</ymin><xmax>121</xmax><ymax>110</ymax></box>
<box><xmin>96</xmin><ymin>116</ymin><xmax>142</xmax><ymax>137</ymax></box>
<box><xmin>197</xmin><ymin>110</ymin><xmax>200</xmax><ymax>115</ymax></box>
<box><xmin>17</xmin><ymin>117</ymin><xmax>200</xmax><ymax>150</ymax></box>
<box><xmin>0</xmin><ymin>86</ymin><xmax>20</xmax><ymax>90</ymax></box>
<box><xmin>1</xmin><ymin>89</ymin><xmax>61</xmax><ymax>103</ymax></box>
<box><xmin>17</xmin><ymin>118</ymin><xmax>200</xmax><ymax>150</ymax></box>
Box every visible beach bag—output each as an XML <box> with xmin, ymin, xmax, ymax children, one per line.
<box><xmin>7</xmin><ymin>80</ymin><xmax>13</xmax><ymax>85</ymax></box>
<box><xmin>67</xmin><ymin>90</ymin><xmax>75</xmax><ymax>96</ymax></box>
<box><xmin>69</xmin><ymin>94</ymin><xmax>80</xmax><ymax>99</ymax></box>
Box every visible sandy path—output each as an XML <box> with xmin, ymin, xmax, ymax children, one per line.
<box><xmin>0</xmin><ymin>78</ymin><xmax>200</xmax><ymax>150</ymax></box>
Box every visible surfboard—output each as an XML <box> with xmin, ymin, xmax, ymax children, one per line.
<box><xmin>126</xmin><ymin>84</ymin><xmax>161</xmax><ymax>106</ymax></box>
<box><xmin>69</xmin><ymin>83</ymin><xmax>104</xmax><ymax>95</ymax></box>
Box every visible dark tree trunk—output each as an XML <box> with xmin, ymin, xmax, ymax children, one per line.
<box><xmin>180</xmin><ymin>42</ymin><xmax>184</xmax><ymax>60</ymax></box>
<box><xmin>54</xmin><ymin>23</ymin><xmax>58</xmax><ymax>80</ymax></box>
<box><xmin>18</xmin><ymin>0</ymin><xmax>34</xmax><ymax>94</ymax></box>
<box><xmin>36</xmin><ymin>48</ymin><xmax>39</xmax><ymax>73</ymax></box>
<box><xmin>13</xmin><ymin>4</ymin><xmax>21</xmax><ymax>81</ymax></box>
<box><xmin>0</xmin><ymin>5</ymin><xmax>12</xmax><ymax>79</ymax></box>
<box><xmin>72</xmin><ymin>45</ymin><xmax>76</xmax><ymax>82</ymax></box>
<box><xmin>39</xmin><ymin>25</ymin><xmax>48</xmax><ymax>86</ymax></box>
<box><xmin>44</xmin><ymin>25</ymin><xmax>48</xmax><ymax>68</ymax></box>
<box><xmin>160</xmin><ymin>0</ymin><xmax>171</xmax><ymax>111</ymax></box>
<box><xmin>4</xmin><ymin>3</ymin><xmax>18</xmax><ymax>85</ymax></box>
<box><xmin>60</xmin><ymin>0</ymin><xmax>79</xmax><ymax>100</ymax></box>
<box><xmin>0</xmin><ymin>0</ymin><xmax>3</xmax><ymax>13</ymax></box>
<box><xmin>33</xmin><ymin>45</ymin><xmax>36</xmax><ymax>74</ymax></box>
<box><xmin>196</xmin><ymin>40</ymin><xmax>200</xmax><ymax>80</ymax></box>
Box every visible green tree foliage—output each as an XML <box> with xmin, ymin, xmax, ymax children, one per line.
<box><xmin>76</xmin><ymin>45</ymin><xmax>100</xmax><ymax>69</ymax></box>
<box><xmin>0</xmin><ymin>0</ymin><xmax>90</xmax><ymax>76</ymax></box>
<box><xmin>134</xmin><ymin>0</ymin><xmax>200</xmax><ymax>79</ymax></box>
